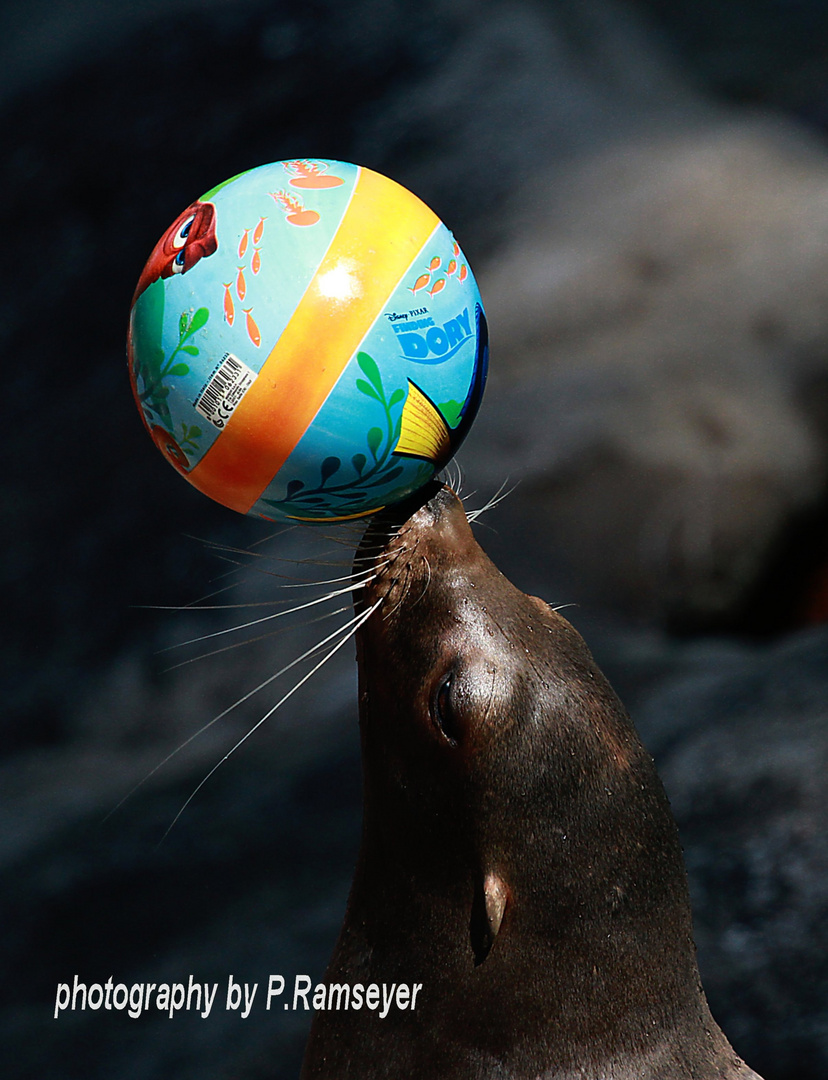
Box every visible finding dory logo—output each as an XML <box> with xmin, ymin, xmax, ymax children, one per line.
<box><xmin>391</xmin><ymin>308</ymin><xmax>474</xmax><ymax>365</ymax></box>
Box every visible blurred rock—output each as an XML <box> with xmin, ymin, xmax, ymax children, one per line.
<box><xmin>632</xmin><ymin>625</ymin><xmax>828</xmax><ymax>1077</ymax></box>
<box><xmin>469</xmin><ymin>115</ymin><xmax>828</xmax><ymax>628</ymax></box>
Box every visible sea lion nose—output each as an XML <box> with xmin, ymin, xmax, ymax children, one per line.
<box><xmin>421</xmin><ymin>482</ymin><xmax>461</xmax><ymax>521</ymax></box>
<box><xmin>404</xmin><ymin>483</ymin><xmax>480</xmax><ymax>562</ymax></box>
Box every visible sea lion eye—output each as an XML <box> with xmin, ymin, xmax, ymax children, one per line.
<box><xmin>432</xmin><ymin>674</ymin><xmax>460</xmax><ymax>746</ymax></box>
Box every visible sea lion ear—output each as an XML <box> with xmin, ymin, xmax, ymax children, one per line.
<box><xmin>530</xmin><ymin>594</ymin><xmax>574</xmax><ymax>626</ymax></box>
<box><xmin>470</xmin><ymin>872</ymin><xmax>509</xmax><ymax>965</ymax></box>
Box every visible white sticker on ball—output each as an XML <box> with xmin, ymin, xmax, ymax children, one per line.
<box><xmin>194</xmin><ymin>353</ymin><xmax>257</xmax><ymax>429</ymax></box>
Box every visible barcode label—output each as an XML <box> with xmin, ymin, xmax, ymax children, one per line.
<box><xmin>194</xmin><ymin>353</ymin><xmax>256</xmax><ymax>428</ymax></box>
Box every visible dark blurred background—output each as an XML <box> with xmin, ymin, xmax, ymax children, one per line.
<box><xmin>2</xmin><ymin>1</ymin><xmax>828</xmax><ymax>1077</ymax></box>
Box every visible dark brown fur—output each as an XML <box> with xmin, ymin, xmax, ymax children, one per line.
<box><xmin>301</xmin><ymin>484</ymin><xmax>762</xmax><ymax>1079</ymax></box>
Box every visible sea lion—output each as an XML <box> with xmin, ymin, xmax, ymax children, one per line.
<box><xmin>300</xmin><ymin>482</ymin><xmax>763</xmax><ymax>1079</ymax></box>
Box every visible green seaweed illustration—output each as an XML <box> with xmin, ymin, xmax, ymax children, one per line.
<box><xmin>437</xmin><ymin>398</ymin><xmax>463</xmax><ymax>427</ymax></box>
<box><xmin>134</xmin><ymin>307</ymin><xmax>209</xmax><ymax>434</ymax></box>
<box><xmin>177</xmin><ymin>421</ymin><xmax>203</xmax><ymax>456</ymax></box>
<box><xmin>262</xmin><ymin>351</ymin><xmax>431</xmax><ymax>519</ymax></box>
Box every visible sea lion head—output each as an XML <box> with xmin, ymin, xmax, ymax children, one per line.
<box><xmin>353</xmin><ymin>483</ymin><xmax>692</xmax><ymax>958</ymax></box>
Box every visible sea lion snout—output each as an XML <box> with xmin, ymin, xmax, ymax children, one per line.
<box><xmin>355</xmin><ymin>482</ymin><xmax>487</xmax><ymax>607</ymax></box>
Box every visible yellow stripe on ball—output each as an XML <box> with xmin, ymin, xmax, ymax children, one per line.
<box><xmin>186</xmin><ymin>167</ymin><xmax>440</xmax><ymax>514</ymax></box>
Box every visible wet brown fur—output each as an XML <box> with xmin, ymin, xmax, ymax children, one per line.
<box><xmin>301</xmin><ymin>484</ymin><xmax>762</xmax><ymax>1079</ymax></box>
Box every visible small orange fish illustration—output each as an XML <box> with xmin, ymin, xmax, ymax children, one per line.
<box><xmin>222</xmin><ymin>282</ymin><xmax>235</xmax><ymax>325</ymax></box>
<box><xmin>253</xmin><ymin>216</ymin><xmax>266</xmax><ymax>245</ymax></box>
<box><xmin>429</xmin><ymin>256</ymin><xmax>442</xmax><ymax>271</ymax></box>
<box><xmin>409</xmin><ymin>272</ymin><xmax>431</xmax><ymax>294</ymax></box>
<box><xmin>236</xmin><ymin>266</ymin><xmax>247</xmax><ymax>302</ymax></box>
<box><xmin>286</xmin><ymin>160</ymin><xmax>345</xmax><ymax>189</ymax></box>
<box><xmin>243</xmin><ymin>307</ymin><xmax>261</xmax><ymax>347</ymax></box>
<box><xmin>428</xmin><ymin>277</ymin><xmax>446</xmax><ymax>297</ymax></box>
<box><xmin>270</xmin><ymin>190</ymin><xmax>320</xmax><ymax>226</ymax></box>
<box><xmin>446</xmin><ymin>259</ymin><xmax>457</xmax><ymax>276</ymax></box>
<box><xmin>251</xmin><ymin>247</ymin><xmax>261</xmax><ymax>275</ymax></box>
<box><xmin>458</xmin><ymin>263</ymin><xmax>468</xmax><ymax>282</ymax></box>
<box><xmin>238</xmin><ymin>228</ymin><xmax>250</xmax><ymax>260</ymax></box>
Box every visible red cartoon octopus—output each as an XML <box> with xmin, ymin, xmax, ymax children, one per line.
<box><xmin>132</xmin><ymin>200</ymin><xmax>218</xmax><ymax>302</ymax></box>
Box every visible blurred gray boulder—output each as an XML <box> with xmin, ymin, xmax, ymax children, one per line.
<box><xmin>468</xmin><ymin>115</ymin><xmax>828</xmax><ymax>626</ymax></box>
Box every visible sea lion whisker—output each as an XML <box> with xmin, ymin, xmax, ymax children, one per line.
<box><xmin>191</xmin><ymin>530</ymin><xmax>360</xmax><ymax>575</ymax></box>
<box><xmin>141</xmin><ymin>597</ymin><xmax>312</xmax><ymax>613</ymax></box>
<box><xmin>141</xmin><ymin>564</ymin><xmax>370</xmax><ymax>609</ymax></box>
<box><xmin>380</xmin><ymin>549</ymin><xmax>423</xmax><ymax>621</ymax></box>
<box><xmin>156</xmin><ymin>579</ymin><xmax>374</xmax><ymax>652</ymax></box>
<box><xmin>227</xmin><ymin>559</ymin><xmax>384</xmax><ymax>596</ymax></box>
<box><xmin>183</xmin><ymin>526</ymin><xmax>296</xmax><ymax>559</ymax></box>
<box><xmin>466</xmin><ymin>479</ymin><xmax>517</xmax><ymax>522</ymax></box>
<box><xmin>352</xmin><ymin>545</ymin><xmax>393</xmax><ymax>567</ymax></box>
<box><xmin>178</xmin><ymin>528</ymin><xmax>351</xmax><ymax>590</ymax></box>
<box><xmin>413</xmin><ymin>554</ymin><xmax>433</xmax><ymax>608</ymax></box>
<box><xmin>110</xmin><ymin>603</ymin><xmax>374</xmax><ymax>826</ymax></box>
<box><xmin>150</xmin><ymin>569</ymin><xmax>377</xmax><ymax>622</ymax></box>
<box><xmin>219</xmin><ymin>554</ymin><xmax>356</xmax><ymax>580</ymax></box>
<box><xmin>327</xmin><ymin>523</ymin><xmax>371</xmax><ymax>537</ymax></box>
<box><xmin>354</xmin><ymin>521</ymin><xmax>398</xmax><ymax>546</ymax></box>
<box><xmin>261</xmin><ymin>555</ymin><xmax>357</xmax><ymax>570</ymax></box>
<box><xmin>198</xmin><ymin>550</ymin><xmax>250</xmax><ymax>571</ymax></box>
<box><xmin>138</xmin><ymin>600</ymin><xmax>285</xmax><ymax>612</ymax></box>
<box><xmin>280</xmin><ymin>555</ymin><xmax>395</xmax><ymax>590</ymax></box>
<box><xmin>158</xmin><ymin>597</ymin><xmax>383</xmax><ymax>843</ymax></box>
<box><xmin>194</xmin><ymin>541</ymin><xmax>264</xmax><ymax>562</ymax></box>
<box><xmin>162</xmin><ymin>605</ymin><xmax>351</xmax><ymax>672</ymax></box>
<box><xmin>441</xmin><ymin>457</ymin><xmax>465</xmax><ymax>496</ymax></box>
<box><xmin>178</xmin><ymin>549</ymin><xmax>297</xmax><ymax>596</ymax></box>
<box><xmin>353</xmin><ymin>548</ymin><xmax>396</xmax><ymax>581</ymax></box>
<box><xmin>163</xmin><ymin>580</ymin><xmax>244</xmax><ymax>609</ymax></box>
<box><xmin>188</xmin><ymin>538</ymin><xmax>304</xmax><ymax>572</ymax></box>
<box><xmin>304</xmin><ymin>528</ymin><xmax>370</xmax><ymax>547</ymax></box>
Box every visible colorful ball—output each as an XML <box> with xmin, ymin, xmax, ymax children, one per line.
<box><xmin>128</xmin><ymin>159</ymin><xmax>488</xmax><ymax>522</ymax></box>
